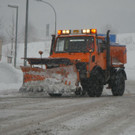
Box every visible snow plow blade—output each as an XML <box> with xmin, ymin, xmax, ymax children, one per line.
<box><xmin>19</xmin><ymin>65</ymin><xmax>79</xmax><ymax>95</ymax></box>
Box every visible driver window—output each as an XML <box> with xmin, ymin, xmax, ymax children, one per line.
<box><xmin>97</xmin><ymin>39</ymin><xmax>106</xmax><ymax>52</ymax></box>
<box><xmin>86</xmin><ymin>37</ymin><xmax>94</xmax><ymax>51</ymax></box>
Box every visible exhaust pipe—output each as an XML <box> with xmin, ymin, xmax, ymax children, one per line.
<box><xmin>50</xmin><ymin>34</ymin><xmax>56</xmax><ymax>56</ymax></box>
<box><xmin>106</xmin><ymin>30</ymin><xmax>111</xmax><ymax>71</ymax></box>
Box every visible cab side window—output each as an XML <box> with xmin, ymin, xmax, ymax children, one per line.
<box><xmin>86</xmin><ymin>37</ymin><xmax>94</xmax><ymax>51</ymax></box>
<box><xmin>97</xmin><ymin>39</ymin><xmax>106</xmax><ymax>52</ymax></box>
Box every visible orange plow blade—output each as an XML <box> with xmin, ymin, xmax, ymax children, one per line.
<box><xmin>20</xmin><ymin>65</ymin><xmax>79</xmax><ymax>95</ymax></box>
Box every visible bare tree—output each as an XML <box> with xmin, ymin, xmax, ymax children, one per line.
<box><xmin>28</xmin><ymin>22</ymin><xmax>38</xmax><ymax>42</ymax></box>
<box><xmin>19</xmin><ymin>22</ymin><xmax>38</xmax><ymax>43</ymax></box>
<box><xmin>0</xmin><ymin>18</ymin><xmax>6</xmax><ymax>43</ymax></box>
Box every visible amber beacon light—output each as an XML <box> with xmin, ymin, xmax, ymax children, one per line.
<box><xmin>90</xmin><ymin>29</ymin><xmax>97</xmax><ymax>34</ymax></box>
<box><xmin>57</xmin><ymin>30</ymin><xmax>71</xmax><ymax>35</ymax></box>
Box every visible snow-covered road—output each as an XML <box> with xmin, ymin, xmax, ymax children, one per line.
<box><xmin>0</xmin><ymin>33</ymin><xmax>135</xmax><ymax>135</ymax></box>
<box><xmin>0</xmin><ymin>80</ymin><xmax>135</xmax><ymax>135</ymax></box>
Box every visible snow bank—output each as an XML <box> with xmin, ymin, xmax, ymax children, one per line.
<box><xmin>0</xmin><ymin>41</ymin><xmax>51</xmax><ymax>93</ymax></box>
<box><xmin>0</xmin><ymin>62</ymin><xmax>22</xmax><ymax>94</ymax></box>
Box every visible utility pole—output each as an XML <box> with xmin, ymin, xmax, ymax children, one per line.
<box><xmin>11</xmin><ymin>14</ymin><xmax>15</xmax><ymax>57</ymax></box>
<box><xmin>24</xmin><ymin>0</ymin><xmax>29</xmax><ymax>66</ymax></box>
<box><xmin>8</xmin><ymin>5</ymin><xmax>18</xmax><ymax>68</ymax></box>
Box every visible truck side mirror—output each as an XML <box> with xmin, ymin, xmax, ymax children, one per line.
<box><xmin>100</xmin><ymin>43</ymin><xmax>106</xmax><ymax>52</ymax></box>
<box><xmin>50</xmin><ymin>35</ymin><xmax>56</xmax><ymax>56</ymax></box>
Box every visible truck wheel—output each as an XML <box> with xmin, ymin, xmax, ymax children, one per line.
<box><xmin>88</xmin><ymin>72</ymin><xmax>103</xmax><ymax>97</ymax></box>
<box><xmin>75</xmin><ymin>87</ymin><xmax>81</xmax><ymax>95</ymax></box>
<box><xmin>75</xmin><ymin>87</ymin><xmax>86</xmax><ymax>96</ymax></box>
<box><xmin>81</xmin><ymin>79</ymin><xmax>88</xmax><ymax>96</ymax></box>
<box><xmin>111</xmin><ymin>72</ymin><xmax>125</xmax><ymax>96</ymax></box>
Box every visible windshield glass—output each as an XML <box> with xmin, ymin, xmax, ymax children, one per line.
<box><xmin>55</xmin><ymin>36</ymin><xmax>94</xmax><ymax>53</ymax></box>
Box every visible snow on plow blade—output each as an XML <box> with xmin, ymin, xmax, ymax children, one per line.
<box><xmin>19</xmin><ymin>65</ymin><xmax>79</xmax><ymax>95</ymax></box>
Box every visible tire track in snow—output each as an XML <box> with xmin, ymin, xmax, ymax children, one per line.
<box><xmin>0</xmin><ymin>97</ymin><xmax>111</xmax><ymax>135</ymax></box>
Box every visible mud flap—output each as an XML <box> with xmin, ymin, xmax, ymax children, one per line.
<box><xmin>20</xmin><ymin>65</ymin><xmax>79</xmax><ymax>94</ymax></box>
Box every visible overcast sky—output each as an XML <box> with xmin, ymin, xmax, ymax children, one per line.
<box><xmin>0</xmin><ymin>0</ymin><xmax>135</xmax><ymax>41</ymax></box>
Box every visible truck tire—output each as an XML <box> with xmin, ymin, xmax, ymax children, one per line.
<box><xmin>75</xmin><ymin>87</ymin><xmax>86</xmax><ymax>96</ymax></box>
<box><xmin>111</xmin><ymin>72</ymin><xmax>125</xmax><ymax>96</ymax></box>
<box><xmin>87</xmin><ymin>71</ymin><xmax>104</xmax><ymax>97</ymax></box>
<box><xmin>81</xmin><ymin>79</ymin><xmax>88</xmax><ymax>96</ymax></box>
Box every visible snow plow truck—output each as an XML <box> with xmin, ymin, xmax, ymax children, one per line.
<box><xmin>20</xmin><ymin>29</ymin><xmax>127</xmax><ymax>97</ymax></box>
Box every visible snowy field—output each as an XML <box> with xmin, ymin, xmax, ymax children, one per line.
<box><xmin>0</xmin><ymin>33</ymin><xmax>135</xmax><ymax>135</ymax></box>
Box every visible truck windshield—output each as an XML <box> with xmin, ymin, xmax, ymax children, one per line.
<box><xmin>55</xmin><ymin>36</ymin><xmax>94</xmax><ymax>53</ymax></box>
